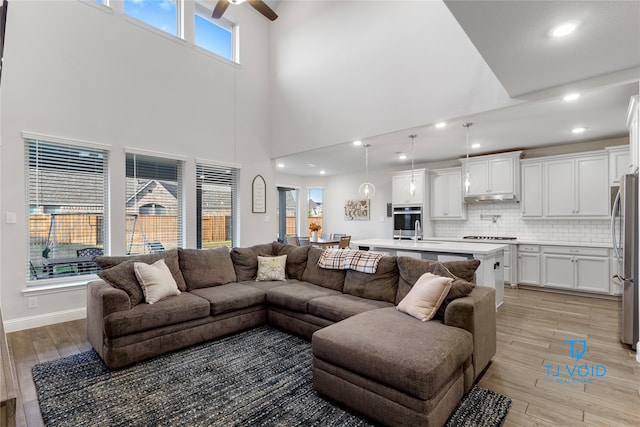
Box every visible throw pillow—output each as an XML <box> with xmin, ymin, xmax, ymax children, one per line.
<box><xmin>432</xmin><ymin>263</ymin><xmax>476</xmax><ymax>319</ymax></box>
<box><xmin>133</xmin><ymin>259</ymin><xmax>180</xmax><ymax>304</ymax></box>
<box><xmin>178</xmin><ymin>247</ymin><xmax>237</xmax><ymax>290</ymax></box>
<box><xmin>98</xmin><ymin>260</ymin><xmax>146</xmax><ymax>306</ymax></box>
<box><xmin>256</xmin><ymin>255</ymin><xmax>287</xmax><ymax>281</ymax></box>
<box><xmin>396</xmin><ymin>272</ymin><xmax>453</xmax><ymax>321</ymax></box>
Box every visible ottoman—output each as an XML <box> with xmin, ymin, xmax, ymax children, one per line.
<box><xmin>312</xmin><ymin>307</ymin><xmax>473</xmax><ymax>427</ymax></box>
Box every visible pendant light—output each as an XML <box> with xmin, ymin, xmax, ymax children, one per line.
<box><xmin>408</xmin><ymin>134</ymin><xmax>417</xmax><ymax>196</ymax></box>
<box><xmin>359</xmin><ymin>143</ymin><xmax>375</xmax><ymax>199</ymax></box>
<box><xmin>463</xmin><ymin>123</ymin><xmax>473</xmax><ymax>193</ymax></box>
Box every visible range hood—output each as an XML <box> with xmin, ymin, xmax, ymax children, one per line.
<box><xmin>464</xmin><ymin>193</ymin><xmax>519</xmax><ymax>203</ymax></box>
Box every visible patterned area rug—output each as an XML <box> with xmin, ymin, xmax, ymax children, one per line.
<box><xmin>32</xmin><ymin>326</ymin><xmax>511</xmax><ymax>427</ymax></box>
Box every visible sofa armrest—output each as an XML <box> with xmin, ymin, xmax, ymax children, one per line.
<box><xmin>86</xmin><ymin>279</ymin><xmax>131</xmax><ymax>358</ymax></box>
<box><xmin>443</xmin><ymin>286</ymin><xmax>496</xmax><ymax>379</ymax></box>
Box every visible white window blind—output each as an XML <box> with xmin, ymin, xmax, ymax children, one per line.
<box><xmin>26</xmin><ymin>139</ymin><xmax>108</xmax><ymax>281</ymax></box>
<box><xmin>126</xmin><ymin>152</ymin><xmax>183</xmax><ymax>254</ymax></box>
<box><xmin>196</xmin><ymin>163</ymin><xmax>239</xmax><ymax>248</ymax></box>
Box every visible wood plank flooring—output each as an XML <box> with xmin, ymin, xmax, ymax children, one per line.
<box><xmin>6</xmin><ymin>287</ymin><xmax>640</xmax><ymax>426</ymax></box>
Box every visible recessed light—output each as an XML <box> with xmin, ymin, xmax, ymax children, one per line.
<box><xmin>551</xmin><ymin>22</ymin><xmax>577</xmax><ymax>38</ymax></box>
<box><xmin>398</xmin><ymin>154</ymin><xmax>407</xmax><ymax>160</ymax></box>
<box><xmin>572</xmin><ymin>127</ymin><xmax>586</xmax><ymax>134</ymax></box>
<box><xmin>435</xmin><ymin>122</ymin><xmax>447</xmax><ymax>128</ymax></box>
<box><xmin>471</xmin><ymin>143</ymin><xmax>481</xmax><ymax>149</ymax></box>
<box><xmin>563</xmin><ymin>93</ymin><xmax>580</xmax><ymax>102</ymax></box>
<box><xmin>320</xmin><ymin>170</ymin><xmax>326</xmax><ymax>175</ymax></box>
<box><xmin>306</xmin><ymin>163</ymin><xmax>317</xmax><ymax>167</ymax></box>
<box><xmin>276</xmin><ymin>163</ymin><xmax>284</xmax><ymax>168</ymax></box>
<box><xmin>353</xmin><ymin>140</ymin><xmax>362</xmax><ymax>146</ymax></box>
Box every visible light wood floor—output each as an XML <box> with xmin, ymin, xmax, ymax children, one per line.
<box><xmin>6</xmin><ymin>287</ymin><xmax>640</xmax><ymax>426</ymax></box>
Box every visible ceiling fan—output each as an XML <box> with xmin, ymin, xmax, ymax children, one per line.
<box><xmin>212</xmin><ymin>0</ymin><xmax>278</xmax><ymax>21</ymax></box>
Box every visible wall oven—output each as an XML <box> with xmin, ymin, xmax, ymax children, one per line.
<box><xmin>393</xmin><ymin>206</ymin><xmax>423</xmax><ymax>239</ymax></box>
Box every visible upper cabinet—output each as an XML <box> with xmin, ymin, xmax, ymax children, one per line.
<box><xmin>606</xmin><ymin>145</ymin><xmax>631</xmax><ymax>185</ymax></box>
<box><xmin>460</xmin><ymin>151</ymin><xmax>522</xmax><ymax>202</ymax></box>
<box><xmin>520</xmin><ymin>161</ymin><xmax>543</xmax><ymax>217</ymax></box>
<box><xmin>430</xmin><ymin>167</ymin><xmax>466</xmax><ymax>219</ymax></box>
<box><xmin>392</xmin><ymin>169</ymin><xmax>425</xmax><ymax>206</ymax></box>
<box><xmin>543</xmin><ymin>152</ymin><xmax>609</xmax><ymax>218</ymax></box>
<box><xmin>627</xmin><ymin>95</ymin><xmax>639</xmax><ymax>172</ymax></box>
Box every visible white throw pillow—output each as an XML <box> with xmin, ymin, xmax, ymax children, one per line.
<box><xmin>397</xmin><ymin>272</ymin><xmax>453</xmax><ymax>321</ymax></box>
<box><xmin>134</xmin><ymin>259</ymin><xmax>180</xmax><ymax>304</ymax></box>
<box><xmin>256</xmin><ymin>255</ymin><xmax>287</xmax><ymax>281</ymax></box>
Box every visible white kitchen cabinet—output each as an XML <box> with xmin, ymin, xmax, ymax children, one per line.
<box><xmin>541</xmin><ymin>246</ymin><xmax>610</xmax><ymax>294</ymax></box>
<box><xmin>627</xmin><ymin>95</ymin><xmax>639</xmax><ymax>171</ymax></box>
<box><xmin>606</xmin><ymin>145</ymin><xmax>631</xmax><ymax>185</ymax></box>
<box><xmin>520</xmin><ymin>161</ymin><xmax>543</xmax><ymax>217</ymax></box>
<box><xmin>518</xmin><ymin>245</ymin><xmax>540</xmax><ymax>285</ymax></box>
<box><xmin>460</xmin><ymin>151</ymin><xmax>522</xmax><ymax>199</ymax></box>
<box><xmin>392</xmin><ymin>169</ymin><xmax>425</xmax><ymax>206</ymax></box>
<box><xmin>430</xmin><ymin>168</ymin><xmax>466</xmax><ymax>219</ymax></box>
<box><xmin>543</xmin><ymin>152</ymin><xmax>609</xmax><ymax>217</ymax></box>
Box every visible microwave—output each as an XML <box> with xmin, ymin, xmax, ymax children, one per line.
<box><xmin>393</xmin><ymin>206</ymin><xmax>423</xmax><ymax>239</ymax></box>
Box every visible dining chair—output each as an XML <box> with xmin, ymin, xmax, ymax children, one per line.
<box><xmin>76</xmin><ymin>247</ymin><xmax>104</xmax><ymax>257</ymax></box>
<box><xmin>285</xmin><ymin>235</ymin><xmax>299</xmax><ymax>246</ymax></box>
<box><xmin>332</xmin><ymin>233</ymin><xmax>346</xmax><ymax>240</ymax></box>
<box><xmin>338</xmin><ymin>235</ymin><xmax>351</xmax><ymax>249</ymax></box>
<box><xmin>298</xmin><ymin>237</ymin><xmax>311</xmax><ymax>247</ymax></box>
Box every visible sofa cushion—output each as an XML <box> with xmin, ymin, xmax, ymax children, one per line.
<box><xmin>396</xmin><ymin>257</ymin><xmax>480</xmax><ymax>304</ymax></box>
<box><xmin>103</xmin><ymin>292</ymin><xmax>210</xmax><ymax>338</ymax></box>
<box><xmin>179</xmin><ymin>247</ymin><xmax>237</xmax><ymax>290</ymax></box>
<box><xmin>93</xmin><ymin>249</ymin><xmax>187</xmax><ymax>298</ymax></box>
<box><xmin>397</xmin><ymin>272</ymin><xmax>453</xmax><ymax>321</ymax></box>
<box><xmin>277</xmin><ymin>244</ymin><xmax>310</xmax><ymax>280</ymax></box>
<box><xmin>256</xmin><ymin>255</ymin><xmax>287</xmax><ymax>281</ymax></box>
<box><xmin>133</xmin><ymin>259</ymin><xmax>181</xmax><ymax>304</ymax></box>
<box><xmin>307</xmin><ymin>294</ymin><xmax>394</xmax><ymax>323</ymax></box>
<box><xmin>230</xmin><ymin>242</ymin><xmax>282</xmax><ymax>281</ymax></box>
<box><xmin>190</xmin><ymin>283</ymin><xmax>266</xmax><ymax>316</ymax></box>
<box><xmin>432</xmin><ymin>263</ymin><xmax>476</xmax><ymax>319</ymax></box>
<box><xmin>266</xmin><ymin>282</ymin><xmax>341</xmax><ymax>313</ymax></box>
<box><xmin>240</xmin><ymin>279</ymin><xmax>290</xmax><ymax>292</ymax></box>
<box><xmin>312</xmin><ymin>307</ymin><xmax>473</xmax><ymax>401</ymax></box>
<box><xmin>301</xmin><ymin>247</ymin><xmax>347</xmax><ymax>291</ymax></box>
<box><xmin>343</xmin><ymin>256</ymin><xmax>399</xmax><ymax>303</ymax></box>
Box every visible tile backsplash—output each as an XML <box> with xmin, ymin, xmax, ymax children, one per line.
<box><xmin>433</xmin><ymin>201</ymin><xmax>612</xmax><ymax>244</ymax></box>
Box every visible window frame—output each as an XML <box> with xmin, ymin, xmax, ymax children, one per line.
<box><xmin>193</xmin><ymin>1</ymin><xmax>237</xmax><ymax>63</ymax></box>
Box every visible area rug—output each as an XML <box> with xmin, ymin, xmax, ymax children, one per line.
<box><xmin>32</xmin><ymin>326</ymin><xmax>511</xmax><ymax>427</ymax></box>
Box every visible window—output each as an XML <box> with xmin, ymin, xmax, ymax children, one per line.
<box><xmin>196</xmin><ymin>163</ymin><xmax>239</xmax><ymax>248</ymax></box>
<box><xmin>277</xmin><ymin>187</ymin><xmax>297</xmax><ymax>241</ymax></box>
<box><xmin>26</xmin><ymin>138</ymin><xmax>108</xmax><ymax>281</ymax></box>
<box><xmin>124</xmin><ymin>0</ymin><xmax>177</xmax><ymax>36</ymax></box>
<box><xmin>126</xmin><ymin>153</ymin><xmax>183</xmax><ymax>254</ymax></box>
<box><xmin>307</xmin><ymin>188</ymin><xmax>323</xmax><ymax>236</ymax></box>
<box><xmin>195</xmin><ymin>4</ymin><xmax>234</xmax><ymax>61</ymax></box>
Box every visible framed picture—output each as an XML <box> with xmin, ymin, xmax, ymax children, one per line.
<box><xmin>344</xmin><ymin>199</ymin><xmax>370</xmax><ymax>221</ymax></box>
<box><xmin>252</xmin><ymin>175</ymin><xmax>266</xmax><ymax>213</ymax></box>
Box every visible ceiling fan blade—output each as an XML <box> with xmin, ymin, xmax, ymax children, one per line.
<box><xmin>248</xmin><ymin>0</ymin><xmax>278</xmax><ymax>21</ymax></box>
<box><xmin>212</xmin><ymin>0</ymin><xmax>230</xmax><ymax>19</ymax></box>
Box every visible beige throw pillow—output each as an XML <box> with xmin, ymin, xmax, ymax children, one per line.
<box><xmin>397</xmin><ymin>272</ymin><xmax>453</xmax><ymax>321</ymax></box>
<box><xmin>134</xmin><ymin>259</ymin><xmax>180</xmax><ymax>304</ymax></box>
<box><xmin>256</xmin><ymin>255</ymin><xmax>287</xmax><ymax>281</ymax></box>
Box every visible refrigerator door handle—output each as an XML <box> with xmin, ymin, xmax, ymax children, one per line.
<box><xmin>613</xmin><ymin>274</ymin><xmax>633</xmax><ymax>283</ymax></box>
<box><xmin>611</xmin><ymin>189</ymin><xmax>622</xmax><ymax>260</ymax></box>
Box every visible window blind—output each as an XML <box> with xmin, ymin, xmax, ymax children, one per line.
<box><xmin>196</xmin><ymin>163</ymin><xmax>239</xmax><ymax>249</ymax></box>
<box><xmin>26</xmin><ymin>139</ymin><xmax>108</xmax><ymax>281</ymax></box>
<box><xmin>126</xmin><ymin>152</ymin><xmax>183</xmax><ymax>254</ymax></box>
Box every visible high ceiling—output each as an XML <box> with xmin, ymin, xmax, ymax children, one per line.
<box><xmin>273</xmin><ymin>1</ymin><xmax>640</xmax><ymax>177</ymax></box>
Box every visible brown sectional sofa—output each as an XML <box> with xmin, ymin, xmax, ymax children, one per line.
<box><xmin>87</xmin><ymin>242</ymin><xmax>496</xmax><ymax>426</ymax></box>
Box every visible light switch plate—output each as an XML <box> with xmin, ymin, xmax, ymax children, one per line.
<box><xmin>6</xmin><ymin>212</ymin><xmax>16</xmax><ymax>224</ymax></box>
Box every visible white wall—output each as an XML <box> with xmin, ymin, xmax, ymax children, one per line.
<box><xmin>0</xmin><ymin>1</ymin><xmax>275</xmax><ymax>328</ymax></box>
<box><xmin>269</xmin><ymin>0</ymin><xmax>515</xmax><ymax>158</ymax></box>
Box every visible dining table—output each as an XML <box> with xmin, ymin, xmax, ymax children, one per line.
<box><xmin>309</xmin><ymin>238</ymin><xmax>340</xmax><ymax>248</ymax></box>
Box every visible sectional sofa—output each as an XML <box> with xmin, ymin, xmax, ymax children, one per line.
<box><xmin>86</xmin><ymin>242</ymin><xmax>496</xmax><ymax>426</ymax></box>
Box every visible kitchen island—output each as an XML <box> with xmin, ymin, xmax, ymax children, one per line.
<box><xmin>352</xmin><ymin>239</ymin><xmax>506</xmax><ymax>306</ymax></box>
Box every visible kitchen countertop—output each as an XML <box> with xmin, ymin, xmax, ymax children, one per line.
<box><xmin>422</xmin><ymin>237</ymin><xmax>613</xmax><ymax>249</ymax></box>
<box><xmin>351</xmin><ymin>239</ymin><xmax>507</xmax><ymax>255</ymax></box>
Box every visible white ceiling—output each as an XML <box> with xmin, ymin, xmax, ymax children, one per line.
<box><xmin>273</xmin><ymin>1</ymin><xmax>640</xmax><ymax>177</ymax></box>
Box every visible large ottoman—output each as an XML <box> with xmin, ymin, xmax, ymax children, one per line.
<box><xmin>312</xmin><ymin>307</ymin><xmax>473</xmax><ymax>426</ymax></box>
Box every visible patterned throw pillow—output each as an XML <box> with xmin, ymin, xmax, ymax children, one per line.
<box><xmin>256</xmin><ymin>255</ymin><xmax>287</xmax><ymax>281</ymax></box>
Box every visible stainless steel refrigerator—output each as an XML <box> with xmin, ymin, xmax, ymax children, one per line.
<box><xmin>611</xmin><ymin>173</ymin><xmax>639</xmax><ymax>349</ymax></box>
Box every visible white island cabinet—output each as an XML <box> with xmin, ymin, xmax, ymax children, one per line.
<box><xmin>352</xmin><ymin>239</ymin><xmax>505</xmax><ymax>307</ymax></box>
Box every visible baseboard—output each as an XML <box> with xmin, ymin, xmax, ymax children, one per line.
<box><xmin>3</xmin><ymin>308</ymin><xmax>86</xmax><ymax>333</ymax></box>
<box><xmin>637</xmin><ymin>342</ymin><xmax>640</xmax><ymax>363</ymax></box>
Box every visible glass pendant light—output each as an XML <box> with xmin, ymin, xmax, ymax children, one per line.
<box><xmin>409</xmin><ymin>134</ymin><xmax>417</xmax><ymax>196</ymax></box>
<box><xmin>359</xmin><ymin>143</ymin><xmax>376</xmax><ymax>199</ymax></box>
<box><xmin>463</xmin><ymin>123</ymin><xmax>473</xmax><ymax>193</ymax></box>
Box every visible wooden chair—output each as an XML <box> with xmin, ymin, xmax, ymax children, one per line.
<box><xmin>285</xmin><ymin>235</ymin><xmax>299</xmax><ymax>246</ymax></box>
<box><xmin>338</xmin><ymin>235</ymin><xmax>351</xmax><ymax>249</ymax></box>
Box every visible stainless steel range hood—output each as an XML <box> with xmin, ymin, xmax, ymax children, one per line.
<box><xmin>464</xmin><ymin>193</ymin><xmax>519</xmax><ymax>203</ymax></box>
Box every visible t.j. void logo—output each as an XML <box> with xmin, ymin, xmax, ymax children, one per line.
<box><xmin>543</xmin><ymin>339</ymin><xmax>607</xmax><ymax>384</ymax></box>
